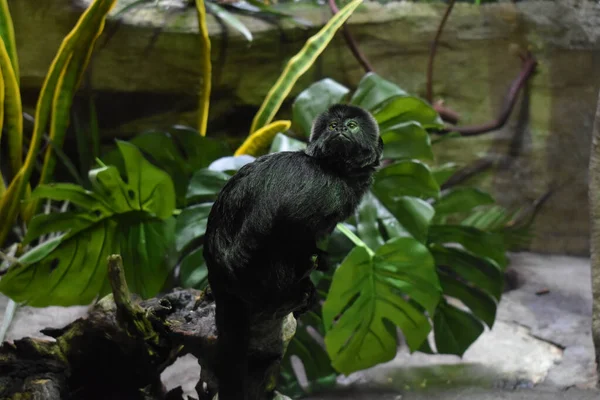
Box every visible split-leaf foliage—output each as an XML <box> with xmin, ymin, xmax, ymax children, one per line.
<box><xmin>0</xmin><ymin>1</ymin><xmax>531</xmax><ymax>399</ymax></box>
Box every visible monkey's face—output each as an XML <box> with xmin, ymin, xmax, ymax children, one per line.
<box><xmin>307</xmin><ymin>104</ymin><xmax>383</xmax><ymax>170</ymax></box>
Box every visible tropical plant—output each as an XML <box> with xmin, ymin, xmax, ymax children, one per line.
<box><xmin>172</xmin><ymin>73</ymin><xmax>532</xmax><ymax>397</ymax></box>
<box><xmin>0</xmin><ymin>0</ymin><xmax>116</xmax><ymax>249</ymax></box>
<box><xmin>0</xmin><ymin>0</ymin><xmax>365</xmax><ymax>304</ymax></box>
<box><xmin>0</xmin><ymin>0</ymin><xmax>531</xmax><ymax>397</ymax></box>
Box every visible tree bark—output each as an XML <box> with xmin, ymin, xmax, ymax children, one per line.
<box><xmin>0</xmin><ymin>255</ymin><xmax>296</xmax><ymax>400</ymax></box>
<box><xmin>589</xmin><ymin>90</ymin><xmax>600</xmax><ymax>383</ymax></box>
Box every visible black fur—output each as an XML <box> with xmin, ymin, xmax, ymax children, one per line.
<box><xmin>203</xmin><ymin>104</ymin><xmax>383</xmax><ymax>400</ymax></box>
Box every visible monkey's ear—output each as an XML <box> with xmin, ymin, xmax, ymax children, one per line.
<box><xmin>377</xmin><ymin>136</ymin><xmax>384</xmax><ymax>157</ymax></box>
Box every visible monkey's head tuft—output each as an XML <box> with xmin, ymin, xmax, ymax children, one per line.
<box><xmin>306</xmin><ymin>104</ymin><xmax>383</xmax><ymax>172</ymax></box>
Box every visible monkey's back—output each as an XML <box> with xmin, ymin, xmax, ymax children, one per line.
<box><xmin>203</xmin><ymin>151</ymin><xmax>366</xmax><ymax>299</ymax></box>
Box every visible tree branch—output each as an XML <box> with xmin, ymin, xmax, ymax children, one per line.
<box><xmin>327</xmin><ymin>0</ymin><xmax>373</xmax><ymax>73</ymax></box>
<box><xmin>426</xmin><ymin>0</ymin><xmax>456</xmax><ymax>104</ymax></box>
<box><xmin>434</xmin><ymin>53</ymin><xmax>538</xmax><ymax>137</ymax></box>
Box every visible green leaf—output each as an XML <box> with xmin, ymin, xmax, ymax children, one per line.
<box><xmin>206</xmin><ymin>2</ymin><xmax>253</xmax><ymax>42</ymax></box>
<box><xmin>438</xmin><ymin>270</ymin><xmax>497</xmax><ymax>329</ymax></box>
<box><xmin>371</xmin><ymin>193</ymin><xmax>434</xmax><ymax>243</ymax></box>
<box><xmin>281</xmin><ymin>311</ymin><xmax>337</xmax><ymax>396</ymax></box>
<box><xmin>428</xmin><ymin>224</ymin><xmax>507</xmax><ymax>268</ymax></box>
<box><xmin>186</xmin><ymin>169</ymin><xmax>230</xmax><ymax>204</ymax></box>
<box><xmin>175</xmin><ymin>203</ymin><xmax>213</xmax><ymax>252</ymax></box>
<box><xmin>431</xmin><ymin>245</ymin><xmax>503</xmax><ymax>301</ymax></box>
<box><xmin>323</xmin><ymin>237</ymin><xmax>439</xmax><ymax>374</ymax></box>
<box><xmin>292</xmin><ymin>78</ymin><xmax>350</xmax><ymax>137</ymax></box>
<box><xmin>0</xmin><ymin>0</ymin><xmax>19</xmax><ymax>82</ymax></box>
<box><xmin>356</xmin><ymin>192</ymin><xmax>385</xmax><ymax>251</ymax></box>
<box><xmin>350</xmin><ymin>73</ymin><xmax>407</xmax><ymax>111</ymax></box>
<box><xmin>381</xmin><ymin>122</ymin><xmax>434</xmax><ymax>161</ymax></box>
<box><xmin>0</xmin><ymin>142</ymin><xmax>177</xmax><ymax>306</ymax></box>
<box><xmin>269</xmin><ymin>133</ymin><xmax>307</xmax><ymax>153</ymax></box>
<box><xmin>119</xmin><ymin>217</ymin><xmax>177</xmax><ymax>299</ymax></box>
<box><xmin>434</xmin><ymin>188</ymin><xmax>495</xmax><ymax>217</ymax></box>
<box><xmin>374</xmin><ymin>161</ymin><xmax>440</xmax><ymax>200</ymax></box>
<box><xmin>179</xmin><ymin>247</ymin><xmax>209</xmax><ymax>289</ymax></box>
<box><xmin>102</xmin><ymin>127</ymin><xmax>230</xmax><ymax>206</ymax></box>
<box><xmin>431</xmin><ymin>162</ymin><xmax>459</xmax><ymax>186</ymax></box>
<box><xmin>433</xmin><ymin>301</ymin><xmax>485</xmax><ymax>357</ymax></box>
<box><xmin>373</xmin><ymin>95</ymin><xmax>443</xmax><ymax>131</ymax></box>
<box><xmin>250</xmin><ymin>0</ymin><xmax>363</xmax><ymax>133</ymax></box>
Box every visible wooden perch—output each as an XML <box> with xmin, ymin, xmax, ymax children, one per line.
<box><xmin>0</xmin><ymin>255</ymin><xmax>296</xmax><ymax>400</ymax></box>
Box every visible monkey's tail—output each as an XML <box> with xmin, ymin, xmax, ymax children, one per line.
<box><xmin>214</xmin><ymin>292</ymin><xmax>251</xmax><ymax>400</ymax></box>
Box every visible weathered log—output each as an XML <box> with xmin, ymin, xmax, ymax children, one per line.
<box><xmin>0</xmin><ymin>255</ymin><xmax>296</xmax><ymax>400</ymax></box>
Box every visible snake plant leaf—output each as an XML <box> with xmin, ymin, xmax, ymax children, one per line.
<box><xmin>38</xmin><ymin>1</ymin><xmax>116</xmax><ymax>199</ymax></box>
<box><xmin>0</xmin><ymin>141</ymin><xmax>177</xmax><ymax>306</ymax></box>
<box><xmin>205</xmin><ymin>2</ymin><xmax>253</xmax><ymax>42</ymax></box>
<box><xmin>0</xmin><ymin>0</ymin><xmax>116</xmax><ymax>246</ymax></box>
<box><xmin>194</xmin><ymin>0</ymin><xmax>212</xmax><ymax>137</ymax></box>
<box><xmin>0</xmin><ymin>0</ymin><xmax>19</xmax><ymax>82</ymax></box>
<box><xmin>235</xmin><ymin>120</ymin><xmax>292</xmax><ymax>156</ymax></box>
<box><xmin>434</xmin><ymin>188</ymin><xmax>495</xmax><ymax>217</ymax></box>
<box><xmin>350</xmin><ymin>72</ymin><xmax>407</xmax><ymax>111</ymax></box>
<box><xmin>292</xmin><ymin>78</ymin><xmax>350</xmax><ymax>137</ymax></box>
<box><xmin>250</xmin><ymin>0</ymin><xmax>363</xmax><ymax>133</ymax></box>
<box><xmin>381</xmin><ymin>121</ymin><xmax>434</xmax><ymax>161</ymax></box>
<box><xmin>323</xmin><ymin>237</ymin><xmax>440</xmax><ymax>374</ymax></box>
<box><xmin>0</xmin><ymin>36</ymin><xmax>22</xmax><ymax>177</ymax></box>
<box><xmin>373</xmin><ymin>95</ymin><xmax>444</xmax><ymax>132</ymax></box>
<box><xmin>433</xmin><ymin>301</ymin><xmax>485</xmax><ymax>357</ymax></box>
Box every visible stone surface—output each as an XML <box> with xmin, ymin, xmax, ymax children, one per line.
<box><xmin>8</xmin><ymin>1</ymin><xmax>600</xmax><ymax>254</ymax></box>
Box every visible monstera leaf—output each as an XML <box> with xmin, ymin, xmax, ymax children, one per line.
<box><xmin>0</xmin><ymin>141</ymin><xmax>177</xmax><ymax>306</ymax></box>
<box><xmin>101</xmin><ymin>126</ymin><xmax>229</xmax><ymax>207</ymax></box>
<box><xmin>349</xmin><ymin>73</ymin><xmax>407</xmax><ymax>111</ymax></box>
<box><xmin>322</xmin><ymin>237</ymin><xmax>441</xmax><ymax>375</ymax></box>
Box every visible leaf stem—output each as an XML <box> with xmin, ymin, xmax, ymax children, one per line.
<box><xmin>335</xmin><ymin>223</ymin><xmax>375</xmax><ymax>256</ymax></box>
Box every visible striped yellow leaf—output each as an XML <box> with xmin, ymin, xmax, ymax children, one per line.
<box><xmin>0</xmin><ymin>36</ymin><xmax>22</xmax><ymax>176</ymax></box>
<box><xmin>0</xmin><ymin>0</ymin><xmax>116</xmax><ymax>246</ymax></box>
<box><xmin>0</xmin><ymin>0</ymin><xmax>19</xmax><ymax>83</ymax></box>
<box><xmin>234</xmin><ymin>120</ymin><xmax>291</xmax><ymax>156</ymax></box>
<box><xmin>250</xmin><ymin>0</ymin><xmax>363</xmax><ymax>134</ymax></box>
<box><xmin>0</xmin><ymin>58</ymin><xmax>4</xmax><ymax>198</ymax></box>
<box><xmin>195</xmin><ymin>0</ymin><xmax>212</xmax><ymax>137</ymax></box>
<box><xmin>37</xmin><ymin>6</ymin><xmax>113</xmax><ymax>206</ymax></box>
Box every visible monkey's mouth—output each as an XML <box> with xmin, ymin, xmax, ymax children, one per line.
<box><xmin>333</xmin><ymin>132</ymin><xmax>351</xmax><ymax>141</ymax></box>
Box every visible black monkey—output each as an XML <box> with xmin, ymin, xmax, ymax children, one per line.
<box><xmin>203</xmin><ymin>104</ymin><xmax>383</xmax><ymax>400</ymax></box>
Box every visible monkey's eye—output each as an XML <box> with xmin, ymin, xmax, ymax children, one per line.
<box><xmin>346</xmin><ymin>121</ymin><xmax>358</xmax><ymax>129</ymax></box>
<box><xmin>328</xmin><ymin>122</ymin><xmax>337</xmax><ymax>130</ymax></box>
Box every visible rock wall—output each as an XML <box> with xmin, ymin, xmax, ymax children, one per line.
<box><xmin>9</xmin><ymin>0</ymin><xmax>600</xmax><ymax>255</ymax></box>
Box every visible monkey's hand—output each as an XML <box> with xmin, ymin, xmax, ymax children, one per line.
<box><xmin>293</xmin><ymin>280</ymin><xmax>318</xmax><ymax>318</ymax></box>
<box><xmin>314</xmin><ymin>249</ymin><xmax>330</xmax><ymax>272</ymax></box>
